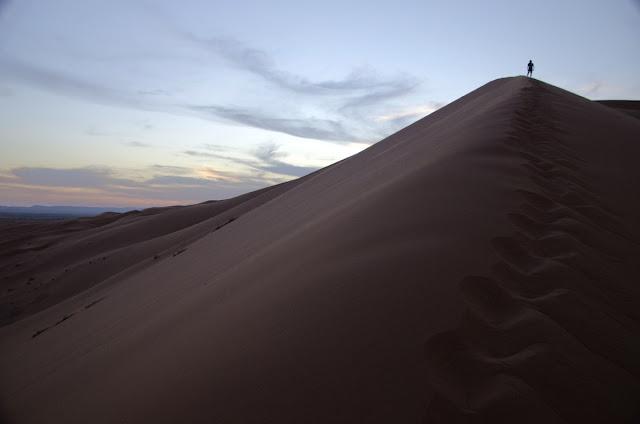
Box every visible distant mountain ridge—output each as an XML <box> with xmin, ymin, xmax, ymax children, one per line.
<box><xmin>0</xmin><ymin>205</ymin><xmax>137</xmax><ymax>218</ymax></box>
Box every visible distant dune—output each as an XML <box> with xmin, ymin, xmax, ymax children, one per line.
<box><xmin>1</xmin><ymin>77</ymin><xmax>639</xmax><ymax>423</ymax></box>
<box><xmin>0</xmin><ymin>205</ymin><xmax>138</xmax><ymax>221</ymax></box>
<box><xmin>596</xmin><ymin>100</ymin><xmax>640</xmax><ymax>120</ymax></box>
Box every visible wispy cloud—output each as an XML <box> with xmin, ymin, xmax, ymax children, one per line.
<box><xmin>137</xmin><ymin>89</ymin><xmax>171</xmax><ymax>96</ymax></box>
<box><xmin>183</xmin><ymin>150</ymin><xmax>220</xmax><ymax>159</ymax></box>
<box><xmin>202</xmin><ymin>143</ymin><xmax>229</xmax><ymax>152</ymax></box>
<box><xmin>145</xmin><ymin>175</ymin><xmax>218</xmax><ymax>185</ymax></box>
<box><xmin>374</xmin><ymin>104</ymin><xmax>439</xmax><ymax>122</ymax></box>
<box><xmin>180</xmin><ymin>48</ymin><xmax>423</xmax><ymax>142</ymax></box>
<box><xmin>184</xmin><ymin>33</ymin><xmax>417</xmax><ymax>97</ymax></box>
<box><xmin>1</xmin><ymin>165</ymin><xmax>271</xmax><ymax>206</ymax></box>
<box><xmin>254</xmin><ymin>142</ymin><xmax>284</xmax><ymax>162</ymax></box>
<box><xmin>577</xmin><ymin>81</ymin><xmax>605</xmax><ymax>97</ymax></box>
<box><xmin>339</xmin><ymin>75</ymin><xmax>420</xmax><ymax>113</ymax></box>
<box><xmin>0</xmin><ymin>25</ymin><xmax>430</xmax><ymax>144</ymax></box>
<box><xmin>124</xmin><ymin>140</ymin><xmax>151</xmax><ymax>148</ymax></box>
<box><xmin>0</xmin><ymin>59</ymin><xmax>144</xmax><ymax>109</ymax></box>
<box><xmin>183</xmin><ymin>33</ymin><xmax>422</xmax><ymax>136</ymax></box>
<box><xmin>11</xmin><ymin>166</ymin><xmax>124</xmax><ymax>188</ymax></box>
<box><xmin>184</xmin><ymin>142</ymin><xmax>318</xmax><ymax>178</ymax></box>
<box><xmin>191</xmin><ymin>105</ymin><xmax>354</xmax><ymax>142</ymax></box>
<box><xmin>0</xmin><ymin>57</ymin><xmax>370</xmax><ymax>143</ymax></box>
<box><xmin>182</xmin><ymin>149</ymin><xmax>258</xmax><ymax>173</ymax></box>
<box><xmin>253</xmin><ymin>142</ymin><xmax>318</xmax><ymax>177</ymax></box>
<box><xmin>151</xmin><ymin>164</ymin><xmax>192</xmax><ymax>174</ymax></box>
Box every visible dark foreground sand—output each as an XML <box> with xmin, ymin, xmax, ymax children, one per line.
<box><xmin>1</xmin><ymin>77</ymin><xmax>639</xmax><ymax>423</ymax></box>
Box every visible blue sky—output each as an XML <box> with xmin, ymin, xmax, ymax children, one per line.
<box><xmin>1</xmin><ymin>0</ymin><xmax>639</xmax><ymax>206</ymax></box>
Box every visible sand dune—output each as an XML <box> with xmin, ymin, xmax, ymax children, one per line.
<box><xmin>1</xmin><ymin>76</ymin><xmax>639</xmax><ymax>423</ymax></box>
<box><xmin>597</xmin><ymin>100</ymin><xmax>640</xmax><ymax>120</ymax></box>
<box><xmin>0</xmin><ymin>179</ymin><xmax>313</xmax><ymax>326</ymax></box>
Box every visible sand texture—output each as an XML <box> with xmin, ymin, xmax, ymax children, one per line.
<box><xmin>1</xmin><ymin>77</ymin><xmax>639</xmax><ymax>423</ymax></box>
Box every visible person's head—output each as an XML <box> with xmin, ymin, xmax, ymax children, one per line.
<box><xmin>529</xmin><ymin>59</ymin><xmax>532</xmax><ymax>63</ymax></box>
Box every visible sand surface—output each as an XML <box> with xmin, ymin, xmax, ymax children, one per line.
<box><xmin>597</xmin><ymin>100</ymin><xmax>640</xmax><ymax>120</ymax></box>
<box><xmin>1</xmin><ymin>77</ymin><xmax>639</xmax><ymax>423</ymax></box>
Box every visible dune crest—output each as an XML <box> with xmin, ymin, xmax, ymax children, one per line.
<box><xmin>1</xmin><ymin>77</ymin><xmax>639</xmax><ymax>423</ymax></box>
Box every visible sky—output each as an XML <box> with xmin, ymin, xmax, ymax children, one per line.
<box><xmin>1</xmin><ymin>0</ymin><xmax>639</xmax><ymax>207</ymax></box>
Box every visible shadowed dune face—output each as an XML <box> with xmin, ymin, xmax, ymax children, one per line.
<box><xmin>596</xmin><ymin>100</ymin><xmax>640</xmax><ymax>120</ymax></box>
<box><xmin>1</xmin><ymin>77</ymin><xmax>640</xmax><ymax>423</ymax></box>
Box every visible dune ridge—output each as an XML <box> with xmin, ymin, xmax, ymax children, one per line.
<box><xmin>1</xmin><ymin>77</ymin><xmax>639</xmax><ymax>423</ymax></box>
<box><xmin>424</xmin><ymin>80</ymin><xmax>640</xmax><ymax>422</ymax></box>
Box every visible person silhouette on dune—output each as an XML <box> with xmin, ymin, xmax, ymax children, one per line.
<box><xmin>527</xmin><ymin>60</ymin><xmax>534</xmax><ymax>77</ymax></box>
